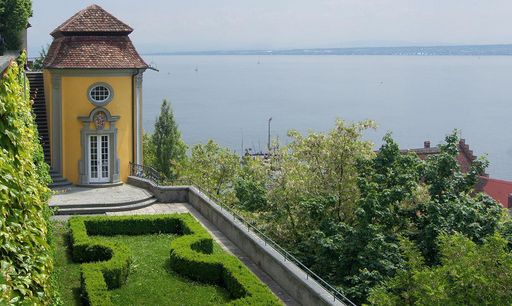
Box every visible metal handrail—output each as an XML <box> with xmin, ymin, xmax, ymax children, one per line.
<box><xmin>129</xmin><ymin>162</ymin><xmax>162</xmax><ymax>184</ymax></box>
<box><xmin>128</xmin><ymin>165</ymin><xmax>356</xmax><ymax>305</ymax></box>
<box><xmin>174</xmin><ymin>178</ymin><xmax>357</xmax><ymax>306</ymax></box>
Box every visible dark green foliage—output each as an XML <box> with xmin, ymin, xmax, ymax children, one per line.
<box><xmin>368</xmin><ymin>233</ymin><xmax>512</xmax><ymax>305</ymax></box>
<box><xmin>69</xmin><ymin>214</ymin><xmax>281</xmax><ymax>306</ymax></box>
<box><xmin>0</xmin><ymin>0</ymin><xmax>31</xmax><ymax>52</ymax></box>
<box><xmin>336</xmin><ymin>134</ymin><xmax>423</xmax><ymax>303</ymax></box>
<box><xmin>415</xmin><ymin>131</ymin><xmax>503</xmax><ymax>264</ymax></box>
<box><xmin>415</xmin><ymin>193</ymin><xmax>503</xmax><ymax>265</ymax></box>
<box><xmin>0</xmin><ymin>53</ymin><xmax>54</xmax><ymax>304</ymax></box>
<box><xmin>151</xmin><ymin>99</ymin><xmax>186</xmax><ymax>180</ymax></box>
<box><xmin>423</xmin><ymin>131</ymin><xmax>487</xmax><ymax>202</ymax></box>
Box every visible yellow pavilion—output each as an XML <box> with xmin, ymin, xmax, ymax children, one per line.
<box><xmin>42</xmin><ymin>4</ymin><xmax>147</xmax><ymax>186</ymax></box>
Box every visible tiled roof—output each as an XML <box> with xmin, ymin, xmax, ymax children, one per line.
<box><xmin>43</xmin><ymin>36</ymin><xmax>148</xmax><ymax>69</ymax></box>
<box><xmin>480</xmin><ymin>177</ymin><xmax>512</xmax><ymax>208</ymax></box>
<box><xmin>51</xmin><ymin>4</ymin><xmax>133</xmax><ymax>37</ymax></box>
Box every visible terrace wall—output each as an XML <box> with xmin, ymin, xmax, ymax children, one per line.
<box><xmin>127</xmin><ymin>176</ymin><xmax>346</xmax><ymax>306</ymax></box>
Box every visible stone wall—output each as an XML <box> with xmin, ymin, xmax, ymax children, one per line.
<box><xmin>127</xmin><ymin>176</ymin><xmax>347</xmax><ymax>306</ymax></box>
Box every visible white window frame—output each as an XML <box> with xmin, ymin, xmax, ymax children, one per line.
<box><xmin>87</xmin><ymin>82</ymin><xmax>114</xmax><ymax>106</ymax></box>
<box><xmin>88</xmin><ymin>134</ymin><xmax>110</xmax><ymax>183</ymax></box>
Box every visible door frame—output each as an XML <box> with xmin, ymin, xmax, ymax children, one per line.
<box><xmin>88</xmin><ymin>134</ymin><xmax>110</xmax><ymax>183</ymax></box>
<box><xmin>78</xmin><ymin>107</ymin><xmax>121</xmax><ymax>185</ymax></box>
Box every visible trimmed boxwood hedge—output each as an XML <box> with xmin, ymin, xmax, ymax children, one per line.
<box><xmin>69</xmin><ymin>214</ymin><xmax>281</xmax><ymax>306</ymax></box>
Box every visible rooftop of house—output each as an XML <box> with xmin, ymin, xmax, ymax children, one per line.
<box><xmin>50</xmin><ymin>4</ymin><xmax>133</xmax><ymax>37</ymax></box>
<box><xmin>401</xmin><ymin>139</ymin><xmax>477</xmax><ymax>161</ymax></box>
<box><xmin>479</xmin><ymin>177</ymin><xmax>512</xmax><ymax>209</ymax></box>
<box><xmin>44</xmin><ymin>4</ymin><xmax>147</xmax><ymax>69</ymax></box>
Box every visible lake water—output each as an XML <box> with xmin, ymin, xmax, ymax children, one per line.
<box><xmin>142</xmin><ymin>55</ymin><xmax>512</xmax><ymax>180</ymax></box>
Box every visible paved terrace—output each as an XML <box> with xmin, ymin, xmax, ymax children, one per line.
<box><xmin>50</xmin><ymin>185</ymin><xmax>298</xmax><ymax>306</ymax></box>
<box><xmin>50</xmin><ymin>184</ymin><xmax>153</xmax><ymax>206</ymax></box>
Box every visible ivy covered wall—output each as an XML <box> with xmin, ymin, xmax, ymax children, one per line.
<box><xmin>0</xmin><ymin>54</ymin><xmax>54</xmax><ymax>304</ymax></box>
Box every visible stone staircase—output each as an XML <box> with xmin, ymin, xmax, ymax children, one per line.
<box><xmin>27</xmin><ymin>72</ymin><xmax>73</xmax><ymax>189</ymax></box>
<box><xmin>27</xmin><ymin>72</ymin><xmax>50</xmax><ymax>165</ymax></box>
<box><xmin>50</xmin><ymin>170</ymin><xmax>73</xmax><ymax>189</ymax></box>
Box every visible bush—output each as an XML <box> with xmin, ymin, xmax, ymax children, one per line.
<box><xmin>0</xmin><ymin>53</ymin><xmax>54</xmax><ymax>304</ymax></box>
<box><xmin>169</xmin><ymin>219</ymin><xmax>282</xmax><ymax>305</ymax></box>
<box><xmin>368</xmin><ymin>233</ymin><xmax>512</xmax><ymax>305</ymax></box>
<box><xmin>69</xmin><ymin>214</ymin><xmax>281</xmax><ymax>306</ymax></box>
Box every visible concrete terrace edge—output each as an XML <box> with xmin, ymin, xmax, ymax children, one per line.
<box><xmin>127</xmin><ymin>176</ymin><xmax>346</xmax><ymax>306</ymax></box>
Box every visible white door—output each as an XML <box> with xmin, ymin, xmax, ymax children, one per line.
<box><xmin>89</xmin><ymin>135</ymin><xmax>110</xmax><ymax>183</ymax></box>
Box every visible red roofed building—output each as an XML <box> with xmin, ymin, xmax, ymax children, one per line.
<box><xmin>478</xmin><ymin>178</ymin><xmax>512</xmax><ymax>209</ymax></box>
<box><xmin>405</xmin><ymin>140</ymin><xmax>511</xmax><ymax>209</ymax></box>
<box><xmin>402</xmin><ymin>139</ymin><xmax>477</xmax><ymax>174</ymax></box>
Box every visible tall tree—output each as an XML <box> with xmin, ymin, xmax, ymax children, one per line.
<box><xmin>0</xmin><ymin>0</ymin><xmax>32</xmax><ymax>52</ymax></box>
<box><xmin>415</xmin><ymin>131</ymin><xmax>503</xmax><ymax>264</ymax></box>
<box><xmin>152</xmin><ymin>99</ymin><xmax>186</xmax><ymax>181</ymax></box>
<box><xmin>337</xmin><ymin>134</ymin><xmax>424</xmax><ymax>303</ymax></box>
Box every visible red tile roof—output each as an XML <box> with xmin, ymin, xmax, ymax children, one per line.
<box><xmin>480</xmin><ymin>177</ymin><xmax>512</xmax><ymax>208</ymax></box>
<box><xmin>44</xmin><ymin>36</ymin><xmax>147</xmax><ymax>69</ymax></box>
<box><xmin>51</xmin><ymin>4</ymin><xmax>133</xmax><ymax>37</ymax></box>
<box><xmin>44</xmin><ymin>5</ymin><xmax>147</xmax><ymax>69</ymax></box>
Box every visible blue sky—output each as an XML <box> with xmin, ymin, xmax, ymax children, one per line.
<box><xmin>29</xmin><ymin>0</ymin><xmax>512</xmax><ymax>55</ymax></box>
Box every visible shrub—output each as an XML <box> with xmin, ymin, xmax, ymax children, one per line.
<box><xmin>0</xmin><ymin>53</ymin><xmax>54</xmax><ymax>304</ymax></box>
<box><xmin>368</xmin><ymin>233</ymin><xmax>512</xmax><ymax>305</ymax></box>
<box><xmin>69</xmin><ymin>214</ymin><xmax>281</xmax><ymax>306</ymax></box>
<box><xmin>170</xmin><ymin>223</ymin><xmax>282</xmax><ymax>305</ymax></box>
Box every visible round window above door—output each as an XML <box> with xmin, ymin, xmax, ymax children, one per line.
<box><xmin>87</xmin><ymin>83</ymin><xmax>114</xmax><ymax>106</ymax></box>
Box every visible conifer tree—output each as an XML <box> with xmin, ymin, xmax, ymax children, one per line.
<box><xmin>152</xmin><ymin>99</ymin><xmax>186</xmax><ymax>181</ymax></box>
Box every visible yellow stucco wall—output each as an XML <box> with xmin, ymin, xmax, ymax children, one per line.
<box><xmin>55</xmin><ymin>74</ymin><xmax>133</xmax><ymax>184</ymax></box>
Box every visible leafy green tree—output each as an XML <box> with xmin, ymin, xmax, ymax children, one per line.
<box><xmin>368</xmin><ymin>233</ymin><xmax>512</xmax><ymax>306</ymax></box>
<box><xmin>415</xmin><ymin>131</ymin><xmax>503</xmax><ymax>264</ymax></box>
<box><xmin>181</xmin><ymin>140</ymin><xmax>241</xmax><ymax>204</ymax></box>
<box><xmin>151</xmin><ymin>99</ymin><xmax>186</xmax><ymax>181</ymax></box>
<box><xmin>264</xmin><ymin>119</ymin><xmax>376</xmax><ymax>240</ymax></box>
<box><xmin>338</xmin><ymin>134</ymin><xmax>425</xmax><ymax>303</ymax></box>
<box><xmin>0</xmin><ymin>0</ymin><xmax>32</xmax><ymax>52</ymax></box>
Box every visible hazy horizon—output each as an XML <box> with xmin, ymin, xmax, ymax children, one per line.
<box><xmin>29</xmin><ymin>0</ymin><xmax>512</xmax><ymax>56</ymax></box>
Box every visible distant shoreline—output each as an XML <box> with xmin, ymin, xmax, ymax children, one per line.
<box><xmin>143</xmin><ymin>44</ymin><xmax>512</xmax><ymax>56</ymax></box>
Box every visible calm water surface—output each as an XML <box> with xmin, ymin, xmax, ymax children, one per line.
<box><xmin>142</xmin><ymin>55</ymin><xmax>512</xmax><ymax>180</ymax></box>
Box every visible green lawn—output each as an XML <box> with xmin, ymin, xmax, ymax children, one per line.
<box><xmin>52</xmin><ymin>222</ymin><xmax>232</xmax><ymax>305</ymax></box>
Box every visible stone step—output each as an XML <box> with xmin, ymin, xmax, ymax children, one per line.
<box><xmin>49</xmin><ymin>180</ymin><xmax>73</xmax><ymax>189</ymax></box>
<box><xmin>51</xmin><ymin>177</ymin><xmax>68</xmax><ymax>183</ymax></box>
<box><xmin>51</xmin><ymin>194</ymin><xmax>155</xmax><ymax>209</ymax></box>
<box><xmin>55</xmin><ymin>198</ymin><xmax>158</xmax><ymax>215</ymax></box>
